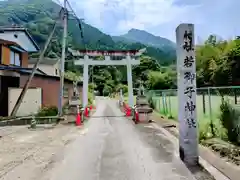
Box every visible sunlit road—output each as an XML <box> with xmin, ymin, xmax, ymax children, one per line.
<box><xmin>0</xmin><ymin>98</ymin><xmax>196</xmax><ymax>180</ymax></box>
<box><xmin>45</xmin><ymin>98</ymin><xmax>196</xmax><ymax>180</ymax></box>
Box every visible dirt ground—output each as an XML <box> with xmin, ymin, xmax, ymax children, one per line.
<box><xmin>0</xmin><ymin>124</ymin><xmax>84</xmax><ymax>180</ymax></box>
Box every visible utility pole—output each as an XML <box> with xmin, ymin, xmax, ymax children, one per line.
<box><xmin>58</xmin><ymin>0</ymin><xmax>68</xmax><ymax>116</ymax></box>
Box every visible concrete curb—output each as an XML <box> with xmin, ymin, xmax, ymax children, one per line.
<box><xmin>150</xmin><ymin>122</ymin><xmax>230</xmax><ymax>180</ymax></box>
<box><xmin>152</xmin><ymin>112</ymin><xmax>240</xmax><ymax>180</ymax></box>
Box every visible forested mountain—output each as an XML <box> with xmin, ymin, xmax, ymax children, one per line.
<box><xmin>3</xmin><ymin>0</ymin><xmax>238</xmax><ymax>96</ymax></box>
<box><xmin>113</xmin><ymin>28</ymin><xmax>175</xmax><ymax>51</ymax></box>
<box><xmin>0</xmin><ymin>0</ymin><xmax>176</xmax><ymax>65</ymax></box>
<box><xmin>0</xmin><ymin>0</ymin><xmax>178</xmax><ymax>95</ymax></box>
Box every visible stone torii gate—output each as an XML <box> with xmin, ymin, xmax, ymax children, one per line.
<box><xmin>72</xmin><ymin>49</ymin><xmax>146</xmax><ymax>108</ymax></box>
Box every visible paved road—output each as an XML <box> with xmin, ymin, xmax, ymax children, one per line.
<box><xmin>0</xmin><ymin>98</ymin><xmax>196</xmax><ymax>180</ymax></box>
<box><xmin>46</xmin><ymin>99</ymin><xmax>196</xmax><ymax>180</ymax></box>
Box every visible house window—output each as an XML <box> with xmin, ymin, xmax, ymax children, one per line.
<box><xmin>55</xmin><ymin>68</ymin><xmax>58</xmax><ymax>75</ymax></box>
<box><xmin>10</xmin><ymin>50</ymin><xmax>21</xmax><ymax>66</ymax></box>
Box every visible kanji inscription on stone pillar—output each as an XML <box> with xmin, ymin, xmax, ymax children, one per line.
<box><xmin>176</xmin><ymin>23</ymin><xmax>199</xmax><ymax>166</ymax></box>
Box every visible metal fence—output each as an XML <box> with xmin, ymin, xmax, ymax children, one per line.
<box><xmin>146</xmin><ymin>86</ymin><xmax>240</xmax><ymax>137</ymax></box>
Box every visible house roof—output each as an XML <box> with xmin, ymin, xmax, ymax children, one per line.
<box><xmin>28</xmin><ymin>58</ymin><xmax>59</xmax><ymax>65</ymax></box>
<box><xmin>9</xmin><ymin>45</ymin><xmax>26</xmax><ymax>52</ymax></box>
<box><xmin>0</xmin><ymin>38</ymin><xmax>28</xmax><ymax>53</ymax></box>
<box><xmin>0</xmin><ymin>27</ymin><xmax>40</xmax><ymax>52</ymax></box>
<box><xmin>0</xmin><ymin>38</ymin><xmax>18</xmax><ymax>45</ymax></box>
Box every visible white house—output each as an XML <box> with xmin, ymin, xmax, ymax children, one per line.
<box><xmin>28</xmin><ymin>58</ymin><xmax>60</xmax><ymax>76</ymax></box>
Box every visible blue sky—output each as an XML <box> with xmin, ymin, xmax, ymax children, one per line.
<box><xmin>57</xmin><ymin>0</ymin><xmax>240</xmax><ymax>42</ymax></box>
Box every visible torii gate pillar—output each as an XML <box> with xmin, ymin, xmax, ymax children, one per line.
<box><xmin>126</xmin><ymin>54</ymin><xmax>134</xmax><ymax>107</ymax></box>
<box><xmin>82</xmin><ymin>55</ymin><xmax>89</xmax><ymax>108</ymax></box>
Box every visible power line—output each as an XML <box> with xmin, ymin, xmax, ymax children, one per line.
<box><xmin>55</xmin><ymin>0</ymin><xmax>64</xmax><ymax>6</ymax></box>
<box><xmin>65</xmin><ymin>0</ymin><xmax>86</xmax><ymax>50</ymax></box>
<box><xmin>57</xmin><ymin>0</ymin><xmax>87</xmax><ymax>115</ymax></box>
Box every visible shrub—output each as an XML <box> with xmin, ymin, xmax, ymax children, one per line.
<box><xmin>88</xmin><ymin>92</ymin><xmax>93</xmax><ymax>105</ymax></box>
<box><xmin>37</xmin><ymin>106</ymin><xmax>58</xmax><ymax>117</ymax></box>
<box><xmin>199</xmin><ymin>122</ymin><xmax>214</xmax><ymax>141</ymax></box>
<box><xmin>115</xmin><ymin>84</ymin><xmax>128</xmax><ymax>94</ymax></box>
<box><xmin>219</xmin><ymin>98</ymin><xmax>240</xmax><ymax>145</ymax></box>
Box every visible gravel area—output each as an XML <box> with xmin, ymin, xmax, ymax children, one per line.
<box><xmin>0</xmin><ymin>124</ymin><xmax>84</xmax><ymax>180</ymax></box>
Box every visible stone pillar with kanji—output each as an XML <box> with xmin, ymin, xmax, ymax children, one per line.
<box><xmin>176</xmin><ymin>23</ymin><xmax>199</xmax><ymax>166</ymax></box>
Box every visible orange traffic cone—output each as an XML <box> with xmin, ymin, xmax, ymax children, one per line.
<box><xmin>84</xmin><ymin>107</ymin><xmax>89</xmax><ymax>117</ymax></box>
<box><xmin>76</xmin><ymin>112</ymin><xmax>81</xmax><ymax>126</ymax></box>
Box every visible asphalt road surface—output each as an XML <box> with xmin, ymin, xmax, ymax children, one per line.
<box><xmin>0</xmin><ymin>98</ymin><xmax>196</xmax><ymax>180</ymax></box>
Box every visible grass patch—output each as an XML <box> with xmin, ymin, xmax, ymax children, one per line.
<box><xmin>151</xmin><ymin>95</ymin><xmax>238</xmax><ymax>137</ymax></box>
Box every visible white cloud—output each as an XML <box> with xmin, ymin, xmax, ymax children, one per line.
<box><xmin>115</xmin><ymin>0</ymin><xmax>200</xmax><ymax>32</ymax></box>
<box><xmin>56</xmin><ymin>0</ymin><xmax>240</xmax><ymax>41</ymax></box>
<box><xmin>57</xmin><ymin>0</ymin><xmax>199</xmax><ymax>32</ymax></box>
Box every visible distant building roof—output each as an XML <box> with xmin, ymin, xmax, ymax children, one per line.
<box><xmin>28</xmin><ymin>58</ymin><xmax>59</xmax><ymax>65</ymax></box>
<box><xmin>28</xmin><ymin>58</ymin><xmax>60</xmax><ymax>65</ymax></box>
<box><xmin>0</xmin><ymin>27</ymin><xmax>40</xmax><ymax>52</ymax></box>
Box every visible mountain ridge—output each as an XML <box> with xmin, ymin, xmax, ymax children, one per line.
<box><xmin>113</xmin><ymin>28</ymin><xmax>176</xmax><ymax>51</ymax></box>
<box><xmin>0</xmin><ymin>0</ymin><xmax>176</xmax><ymax>64</ymax></box>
